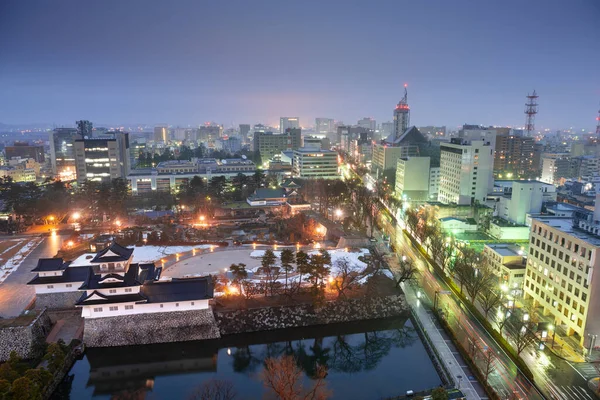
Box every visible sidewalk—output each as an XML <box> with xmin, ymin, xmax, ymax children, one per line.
<box><xmin>403</xmin><ymin>281</ymin><xmax>482</xmax><ymax>400</ymax></box>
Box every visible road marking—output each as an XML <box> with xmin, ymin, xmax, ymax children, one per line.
<box><xmin>572</xmin><ymin>385</ymin><xmax>593</xmax><ymax>399</ymax></box>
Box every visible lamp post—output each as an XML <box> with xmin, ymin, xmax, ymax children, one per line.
<box><xmin>588</xmin><ymin>334</ymin><xmax>597</xmax><ymax>358</ymax></box>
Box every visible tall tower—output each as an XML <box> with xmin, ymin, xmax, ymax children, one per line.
<box><xmin>392</xmin><ymin>84</ymin><xmax>410</xmax><ymax>142</ymax></box>
<box><xmin>524</xmin><ymin>90</ymin><xmax>539</xmax><ymax>136</ymax></box>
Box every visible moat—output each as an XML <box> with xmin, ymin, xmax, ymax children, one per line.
<box><xmin>54</xmin><ymin>317</ymin><xmax>442</xmax><ymax>400</ymax></box>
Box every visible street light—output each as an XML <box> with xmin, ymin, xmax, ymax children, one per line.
<box><xmin>72</xmin><ymin>212</ymin><xmax>80</xmax><ymax>221</ymax></box>
<box><xmin>335</xmin><ymin>209</ymin><xmax>343</xmax><ymax>220</ymax></box>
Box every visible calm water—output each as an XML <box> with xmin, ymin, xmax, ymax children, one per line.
<box><xmin>54</xmin><ymin>317</ymin><xmax>441</xmax><ymax>400</ymax></box>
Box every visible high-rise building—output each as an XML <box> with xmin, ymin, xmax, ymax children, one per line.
<box><xmin>315</xmin><ymin>118</ymin><xmax>334</xmax><ymax>134</ymax></box>
<box><xmin>198</xmin><ymin>124</ymin><xmax>222</xmax><ymax>143</ymax></box>
<box><xmin>239</xmin><ymin>124</ymin><xmax>251</xmax><ymax>144</ymax></box>
<box><xmin>49</xmin><ymin>127</ymin><xmax>79</xmax><ymax>179</ymax></box>
<box><xmin>372</xmin><ymin>126</ymin><xmax>427</xmax><ymax>177</ymax></box>
<box><xmin>395</xmin><ymin>157</ymin><xmax>431</xmax><ymax>202</ymax></box>
<box><xmin>540</xmin><ymin>153</ymin><xmax>571</xmax><ymax>185</ymax></box>
<box><xmin>381</xmin><ymin>122</ymin><xmax>394</xmax><ymax>137</ymax></box>
<box><xmin>438</xmin><ymin>137</ymin><xmax>494</xmax><ymax>205</ymax></box>
<box><xmin>391</xmin><ymin>85</ymin><xmax>410</xmax><ymax>143</ymax></box>
<box><xmin>5</xmin><ymin>142</ymin><xmax>45</xmax><ymax>163</ymax></box>
<box><xmin>292</xmin><ymin>148</ymin><xmax>339</xmax><ymax>179</ymax></box>
<box><xmin>418</xmin><ymin>126</ymin><xmax>447</xmax><ymax>137</ymax></box>
<box><xmin>76</xmin><ymin>120</ymin><xmax>93</xmax><ymax>137</ymax></box>
<box><xmin>74</xmin><ymin>132</ymin><xmax>130</xmax><ymax>184</ymax></box>
<box><xmin>523</xmin><ymin>210</ymin><xmax>600</xmax><ymax>347</ymax></box>
<box><xmin>253</xmin><ymin>128</ymin><xmax>302</xmax><ymax>161</ymax></box>
<box><xmin>357</xmin><ymin>117</ymin><xmax>376</xmax><ymax>131</ymax></box>
<box><xmin>494</xmin><ymin>130</ymin><xmax>536</xmax><ymax>179</ymax></box>
<box><xmin>153</xmin><ymin>126</ymin><xmax>168</xmax><ymax>143</ymax></box>
<box><xmin>280</xmin><ymin>117</ymin><xmax>299</xmax><ymax>134</ymax></box>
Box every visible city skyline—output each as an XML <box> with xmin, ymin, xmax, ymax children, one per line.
<box><xmin>0</xmin><ymin>1</ymin><xmax>599</xmax><ymax>130</ymax></box>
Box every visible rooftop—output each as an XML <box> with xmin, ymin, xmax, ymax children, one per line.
<box><xmin>485</xmin><ymin>243</ymin><xmax>523</xmax><ymax>257</ymax></box>
<box><xmin>28</xmin><ymin>266</ymin><xmax>89</xmax><ymax>285</ymax></box>
<box><xmin>31</xmin><ymin>258</ymin><xmax>68</xmax><ymax>272</ymax></box>
<box><xmin>91</xmin><ymin>242</ymin><xmax>134</xmax><ymax>263</ymax></box>
<box><xmin>533</xmin><ymin>216</ymin><xmax>600</xmax><ymax>247</ymax></box>
<box><xmin>141</xmin><ymin>277</ymin><xmax>214</xmax><ymax>303</ymax></box>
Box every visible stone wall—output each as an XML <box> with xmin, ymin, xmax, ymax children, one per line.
<box><xmin>214</xmin><ymin>294</ymin><xmax>407</xmax><ymax>335</ymax></box>
<box><xmin>0</xmin><ymin>309</ymin><xmax>52</xmax><ymax>362</ymax></box>
<box><xmin>83</xmin><ymin>309</ymin><xmax>221</xmax><ymax>347</ymax></box>
<box><xmin>35</xmin><ymin>292</ymin><xmax>83</xmax><ymax>310</ymax></box>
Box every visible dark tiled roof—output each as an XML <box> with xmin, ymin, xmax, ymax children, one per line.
<box><xmin>27</xmin><ymin>266</ymin><xmax>89</xmax><ymax>285</ymax></box>
<box><xmin>75</xmin><ymin>290</ymin><xmax>148</xmax><ymax>306</ymax></box>
<box><xmin>91</xmin><ymin>242</ymin><xmax>134</xmax><ymax>263</ymax></box>
<box><xmin>141</xmin><ymin>277</ymin><xmax>214</xmax><ymax>303</ymax></box>
<box><xmin>79</xmin><ymin>263</ymin><xmax>158</xmax><ymax>290</ymax></box>
<box><xmin>250</xmin><ymin>188</ymin><xmax>286</xmax><ymax>200</ymax></box>
<box><xmin>31</xmin><ymin>258</ymin><xmax>68</xmax><ymax>272</ymax></box>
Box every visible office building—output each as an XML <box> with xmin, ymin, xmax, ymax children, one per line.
<box><xmin>216</xmin><ymin>137</ymin><xmax>242</xmax><ymax>154</ymax></box>
<box><xmin>74</xmin><ymin>132</ymin><xmax>130</xmax><ymax>184</ymax></box>
<box><xmin>392</xmin><ymin>86</ymin><xmax>410</xmax><ymax>142</ymax></box>
<box><xmin>418</xmin><ymin>126</ymin><xmax>447</xmax><ymax>137</ymax></box>
<box><xmin>253</xmin><ymin>128</ymin><xmax>302</xmax><ymax>161</ymax></box>
<box><xmin>280</xmin><ymin>117</ymin><xmax>300</xmax><ymax>134</ymax></box>
<box><xmin>338</xmin><ymin>126</ymin><xmax>371</xmax><ymax>153</ymax></box>
<box><xmin>315</xmin><ymin>118</ymin><xmax>334</xmax><ymax>134</ymax></box>
<box><xmin>489</xmin><ymin>180</ymin><xmax>556</xmax><ymax>225</ymax></box>
<box><xmin>570</xmin><ymin>155</ymin><xmax>600</xmax><ymax>178</ymax></box>
<box><xmin>50</xmin><ymin>127</ymin><xmax>79</xmax><ymax>179</ymax></box>
<box><xmin>129</xmin><ymin>158</ymin><xmax>255</xmax><ymax>193</ymax></box>
<box><xmin>292</xmin><ymin>148</ymin><xmax>339</xmax><ymax>179</ymax></box>
<box><xmin>482</xmin><ymin>244</ymin><xmax>526</xmax><ymax>297</ymax></box>
<box><xmin>239</xmin><ymin>124</ymin><xmax>251</xmax><ymax>144</ymax></box>
<box><xmin>438</xmin><ymin>137</ymin><xmax>494</xmax><ymax>205</ymax></box>
<box><xmin>524</xmin><ymin>210</ymin><xmax>600</xmax><ymax>346</ymax></box>
<box><xmin>381</xmin><ymin>122</ymin><xmax>394</xmax><ymax>137</ymax></box>
<box><xmin>0</xmin><ymin>164</ymin><xmax>37</xmax><ymax>182</ymax></box>
<box><xmin>372</xmin><ymin>126</ymin><xmax>427</xmax><ymax>177</ymax></box>
<box><xmin>358</xmin><ymin>117</ymin><xmax>376</xmax><ymax>131</ymax></box>
<box><xmin>494</xmin><ymin>131</ymin><xmax>536</xmax><ymax>179</ymax></box>
<box><xmin>429</xmin><ymin>167</ymin><xmax>441</xmax><ymax>200</ymax></box>
<box><xmin>395</xmin><ymin>157</ymin><xmax>431</xmax><ymax>202</ymax></box>
<box><xmin>153</xmin><ymin>126</ymin><xmax>168</xmax><ymax>143</ymax></box>
<box><xmin>198</xmin><ymin>124</ymin><xmax>222</xmax><ymax>143</ymax></box>
<box><xmin>541</xmin><ymin>153</ymin><xmax>571</xmax><ymax>185</ymax></box>
<box><xmin>4</xmin><ymin>142</ymin><xmax>45</xmax><ymax>163</ymax></box>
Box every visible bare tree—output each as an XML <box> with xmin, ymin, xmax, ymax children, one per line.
<box><xmin>480</xmin><ymin>348</ymin><xmax>497</xmax><ymax>382</ymax></box>
<box><xmin>260</xmin><ymin>355</ymin><xmax>330</xmax><ymax>400</ymax></box>
<box><xmin>464</xmin><ymin>264</ymin><xmax>495</xmax><ymax>303</ymax></box>
<box><xmin>452</xmin><ymin>247</ymin><xmax>479</xmax><ymax>295</ymax></box>
<box><xmin>189</xmin><ymin>379</ymin><xmax>237</xmax><ymax>400</ymax></box>
<box><xmin>506</xmin><ymin>320</ymin><xmax>538</xmax><ymax>355</ymax></box>
<box><xmin>332</xmin><ymin>257</ymin><xmax>362</xmax><ymax>299</ymax></box>
<box><xmin>478</xmin><ymin>288</ymin><xmax>503</xmax><ymax>318</ymax></box>
<box><xmin>392</xmin><ymin>256</ymin><xmax>418</xmax><ymax>288</ymax></box>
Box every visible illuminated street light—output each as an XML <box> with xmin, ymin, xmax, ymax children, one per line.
<box><xmin>72</xmin><ymin>212</ymin><xmax>80</xmax><ymax>221</ymax></box>
<box><xmin>335</xmin><ymin>209</ymin><xmax>343</xmax><ymax>218</ymax></box>
<box><xmin>199</xmin><ymin>215</ymin><xmax>206</xmax><ymax>222</ymax></box>
<box><xmin>523</xmin><ymin>313</ymin><xmax>529</xmax><ymax>322</ymax></box>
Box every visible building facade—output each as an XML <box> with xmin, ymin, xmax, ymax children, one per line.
<box><xmin>253</xmin><ymin>129</ymin><xmax>302</xmax><ymax>161</ymax></box>
<box><xmin>292</xmin><ymin>148</ymin><xmax>338</xmax><ymax>179</ymax></box>
<box><xmin>357</xmin><ymin>117</ymin><xmax>376</xmax><ymax>131</ymax></box>
<box><xmin>494</xmin><ymin>132</ymin><xmax>536</xmax><ymax>179</ymax></box>
<box><xmin>438</xmin><ymin>137</ymin><xmax>494</xmax><ymax>205</ymax></box>
<box><xmin>50</xmin><ymin>127</ymin><xmax>79</xmax><ymax>179</ymax></box>
<box><xmin>482</xmin><ymin>243</ymin><xmax>526</xmax><ymax>297</ymax></box>
<box><xmin>395</xmin><ymin>157</ymin><xmax>431</xmax><ymax>202</ymax></box>
<box><xmin>5</xmin><ymin>142</ymin><xmax>45</xmax><ymax>163</ymax></box>
<box><xmin>153</xmin><ymin>126</ymin><xmax>168</xmax><ymax>143</ymax></box>
<box><xmin>315</xmin><ymin>118</ymin><xmax>334</xmax><ymax>134</ymax></box>
<box><xmin>541</xmin><ymin>153</ymin><xmax>571</xmax><ymax>185</ymax></box>
<box><xmin>524</xmin><ymin>215</ymin><xmax>600</xmax><ymax>346</ymax></box>
<box><xmin>74</xmin><ymin>133</ymin><xmax>130</xmax><ymax>184</ymax></box>
<box><xmin>280</xmin><ymin>117</ymin><xmax>300</xmax><ymax>134</ymax></box>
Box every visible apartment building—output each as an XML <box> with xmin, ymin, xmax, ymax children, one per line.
<box><xmin>524</xmin><ymin>214</ymin><xmax>600</xmax><ymax>346</ymax></box>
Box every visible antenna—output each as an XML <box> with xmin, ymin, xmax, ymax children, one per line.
<box><xmin>403</xmin><ymin>83</ymin><xmax>408</xmax><ymax>104</ymax></box>
<box><xmin>524</xmin><ymin>90</ymin><xmax>539</xmax><ymax>136</ymax></box>
<box><xmin>596</xmin><ymin>103</ymin><xmax>600</xmax><ymax>136</ymax></box>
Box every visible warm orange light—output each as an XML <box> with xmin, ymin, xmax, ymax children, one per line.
<box><xmin>72</xmin><ymin>212</ymin><xmax>80</xmax><ymax>220</ymax></box>
<box><xmin>67</xmin><ymin>240</ymin><xmax>74</xmax><ymax>247</ymax></box>
<box><xmin>48</xmin><ymin>215</ymin><xmax>55</xmax><ymax>221</ymax></box>
<box><xmin>199</xmin><ymin>215</ymin><xmax>206</xmax><ymax>222</ymax></box>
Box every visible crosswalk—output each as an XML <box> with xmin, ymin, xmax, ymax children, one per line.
<box><xmin>572</xmin><ymin>362</ymin><xmax>599</xmax><ymax>379</ymax></box>
<box><xmin>548</xmin><ymin>384</ymin><xmax>594</xmax><ymax>400</ymax></box>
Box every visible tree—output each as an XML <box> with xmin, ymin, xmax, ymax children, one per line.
<box><xmin>43</xmin><ymin>342</ymin><xmax>65</xmax><ymax>374</ymax></box>
<box><xmin>481</xmin><ymin>348</ymin><xmax>497</xmax><ymax>382</ymax></box>
<box><xmin>431</xmin><ymin>387</ymin><xmax>448</xmax><ymax>400</ymax></box>
<box><xmin>280</xmin><ymin>249</ymin><xmax>295</xmax><ymax>295</ymax></box>
<box><xmin>189</xmin><ymin>379</ymin><xmax>237</xmax><ymax>400</ymax></box>
<box><xmin>405</xmin><ymin>208</ymin><xmax>420</xmax><ymax>235</ymax></box>
<box><xmin>295</xmin><ymin>250</ymin><xmax>310</xmax><ymax>293</ymax></box>
<box><xmin>331</xmin><ymin>257</ymin><xmax>362</xmax><ymax>299</ymax></box>
<box><xmin>464</xmin><ymin>264</ymin><xmax>495</xmax><ymax>303</ymax></box>
<box><xmin>452</xmin><ymin>247</ymin><xmax>479</xmax><ymax>295</ymax></box>
<box><xmin>11</xmin><ymin>376</ymin><xmax>41</xmax><ymax>400</ymax></box>
<box><xmin>392</xmin><ymin>256</ymin><xmax>418</xmax><ymax>288</ymax></box>
<box><xmin>260</xmin><ymin>355</ymin><xmax>330</xmax><ymax>400</ymax></box>
<box><xmin>307</xmin><ymin>252</ymin><xmax>331</xmax><ymax>298</ymax></box>
<box><xmin>261</xmin><ymin>249</ymin><xmax>279</xmax><ymax>296</ymax></box>
<box><xmin>506</xmin><ymin>320</ymin><xmax>538</xmax><ymax>355</ymax></box>
<box><xmin>478</xmin><ymin>288</ymin><xmax>503</xmax><ymax>318</ymax></box>
<box><xmin>229</xmin><ymin>263</ymin><xmax>248</xmax><ymax>295</ymax></box>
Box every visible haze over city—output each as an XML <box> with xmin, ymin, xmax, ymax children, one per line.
<box><xmin>1</xmin><ymin>0</ymin><xmax>599</xmax><ymax>129</ymax></box>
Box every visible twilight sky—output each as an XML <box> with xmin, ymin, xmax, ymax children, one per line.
<box><xmin>0</xmin><ymin>0</ymin><xmax>598</xmax><ymax>130</ymax></box>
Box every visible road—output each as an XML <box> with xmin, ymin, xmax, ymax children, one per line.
<box><xmin>0</xmin><ymin>234</ymin><xmax>66</xmax><ymax>318</ymax></box>
<box><xmin>379</xmin><ymin>214</ymin><xmax>600</xmax><ymax>400</ymax></box>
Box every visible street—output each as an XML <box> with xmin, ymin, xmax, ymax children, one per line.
<box><xmin>379</xmin><ymin>214</ymin><xmax>600</xmax><ymax>400</ymax></box>
<box><xmin>0</xmin><ymin>234</ymin><xmax>66</xmax><ymax>318</ymax></box>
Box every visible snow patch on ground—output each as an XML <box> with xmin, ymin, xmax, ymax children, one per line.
<box><xmin>0</xmin><ymin>238</ymin><xmax>44</xmax><ymax>283</ymax></box>
<box><xmin>71</xmin><ymin>244</ymin><xmax>214</xmax><ymax>266</ymax></box>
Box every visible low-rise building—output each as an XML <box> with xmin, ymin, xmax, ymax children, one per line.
<box><xmin>482</xmin><ymin>243</ymin><xmax>526</xmax><ymax>297</ymax></box>
<box><xmin>0</xmin><ymin>164</ymin><xmax>36</xmax><ymax>182</ymax></box>
<box><xmin>487</xmin><ymin>180</ymin><xmax>557</xmax><ymax>225</ymax></box>
<box><xmin>129</xmin><ymin>158</ymin><xmax>256</xmax><ymax>193</ymax></box>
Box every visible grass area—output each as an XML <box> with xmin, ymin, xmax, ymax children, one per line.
<box><xmin>0</xmin><ymin>311</ymin><xmax>38</xmax><ymax>328</ymax></box>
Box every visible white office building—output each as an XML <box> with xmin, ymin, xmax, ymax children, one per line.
<box><xmin>438</xmin><ymin>137</ymin><xmax>494</xmax><ymax>205</ymax></box>
<box><xmin>292</xmin><ymin>148</ymin><xmax>339</xmax><ymax>179</ymax></box>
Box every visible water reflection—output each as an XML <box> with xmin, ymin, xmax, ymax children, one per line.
<box><xmin>60</xmin><ymin>317</ymin><xmax>441</xmax><ymax>400</ymax></box>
